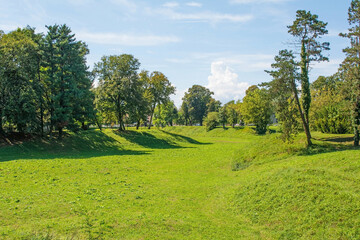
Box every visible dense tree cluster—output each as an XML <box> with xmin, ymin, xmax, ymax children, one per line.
<box><xmin>0</xmin><ymin>25</ymin><xmax>94</xmax><ymax>138</ymax></box>
<box><xmin>1</xmin><ymin>0</ymin><xmax>360</xmax><ymax>148</ymax></box>
<box><xmin>264</xmin><ymin>0</ymin><xmax>360</xmax><ymax>147</ymax></box>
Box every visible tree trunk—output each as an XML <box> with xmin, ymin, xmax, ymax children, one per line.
<box><xmin>292</xmin><ymin>81</ymin><xmax>312</xmax><ymax>147</ymax></box>
<box><xmin>136</xmin><ymin>120</ymin><xmax>140</xmax><ymax>130</ymax></box>
<box><xmin>300</xmin><ymin>42</ymin><xmax>312</xmax><ymax>139</ymax></box>
<box><xmin>354</xmin><ymin>126</ymin><xmax>359</xmax><ymax>147</ymax></box>
<box><xmin>58</xmin><ymin>127</ymin><xmax>63</xmax><ymax>139</ymax></box>
<box><xmin>0</xmin><ymin>111</ymin><xmax>3</xmax><ymax>135</ymax></box>
<box><xmin>148</xmin><ymin>114</ymin><xmax>153</xmax><ymax>129</ymax></box>
<box><xmin>118</xmin><ymin>112</ymin><xmax>125</xmax><ymax>131</ymax></box>
<box><xmin>40</xmin><ymin>104</ymin><xmax>44</xmax><ymax>136</ymax></box>
<box><xmin>96</xmin><ymin>119</ymin><xmax>102</xmax><ymax>131</ymax></box>
<box><xmin>354</xmin><ymin>114</ymin><xmax>359</xmax><ymax>146</ymax></box>
<box><xmin>148</xmin><ymin>104</ymin><xmax>155</xmax><ymax>129</ymax></box>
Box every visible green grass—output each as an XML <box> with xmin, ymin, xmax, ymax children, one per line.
<box><xmin>0</xmin><ymin>127</ymin><xmax>359</xmax><ymax>239</ymax></box>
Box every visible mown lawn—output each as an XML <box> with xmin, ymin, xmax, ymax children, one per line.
<box><xmin>0</xmin><ymin>127</ymin><xmax>359</xmax><ymax>239</ymax></box>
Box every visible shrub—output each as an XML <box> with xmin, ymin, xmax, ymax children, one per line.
<box><xmin>205</xmin><ymin>112</ymin><xmax>218</xmax><ymax>131</ymax></box>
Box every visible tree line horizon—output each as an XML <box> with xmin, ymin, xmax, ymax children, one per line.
<box><xmin>1</xmin><ymin>1</ymin><xmax>360</xmax><ymax>147</ymax></box>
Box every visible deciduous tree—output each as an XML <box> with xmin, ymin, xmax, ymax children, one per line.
<box><xmin>146</xmin><ymin>71</ymin><xmax>175</xmax><ymax>129</ymax></box>
<box><xmin>242</xmin><ymin>86</ymin><xmax>272</xmax><ymax>134</ymax></box>
<box><xmin>183</xmin><ymin>85</ymin><xmax>213</xmax><ymax>126</ymax></box>
<box><xmin>93</xmin><ymin>54</ymin><xmax>140</xmax><ymax>131</ymax></box>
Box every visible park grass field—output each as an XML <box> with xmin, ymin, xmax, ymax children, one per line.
<box><xmin>0</xmin><ymin>127</ymin><xmax>359</xmax><ymax>239</ymax></box>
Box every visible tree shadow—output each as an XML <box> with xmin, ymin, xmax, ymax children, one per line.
<box><xmin>297</xmin><ymin>138</ymin><xmax>358</xmax><ymax>156</ymax></box>
<box><xmin>0</xmin><ymin>130</ymin><xmax>148</xmax><ymax>162</ymax></box>
<box><xmin>159</xmin><ymin>130</ymin><xmax>211</xmax><ymax>145</ymax></box>
<box><xmin>113</xmin><ymin>130</ymin><xmax>183</xmax><ymax>149</ymax></box>
<box><xmin>322</xmin><ymin>137</ymin><xmax>354</xmax><ymax>143</ymax></box>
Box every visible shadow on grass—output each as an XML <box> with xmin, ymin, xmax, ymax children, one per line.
<box><xmin>0</xmin><ymin>130</ymin><xmax>148</xmax><ymax>162</ymax></box>
<box><xmin>159</xmin><ymin>130</ymin><xmax>211</xmax><ymax>145</ymax></box>
<box><xmin>113</xmin><ymin>130</ymin><xmax>184</xmax><ymax>149</ymax></box>
<box><xmin>322</xmin><ymin>137</ymin><xmax>354</xmax><ymax>143</ymax></box>
<box><xmin>297</xmin><ymin>138</ymin><xmax>358</xmax><ymax>156</ymax></box>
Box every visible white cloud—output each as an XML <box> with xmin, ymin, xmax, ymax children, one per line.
<box><xmin>186</xmin><ymin>2</ymin><xmax>202</xmax><ymax>7</ymax></box>
<box><xmin>230</xmin><ymin>0</ymin><xmax>289</xmax><ymax>4</ymax></box>
<box><xmin>192</xmin><ymin>53</ymin><xmax>274</xmax><ymax>72</ymax></box>
<box><xmin>163</xmin><ymin>2</ymin><xmax>179</xmax><ymax>8</ymax></box>
<box><xmin>207</xmin><ymin>61</ymin><xmax>250</xmax><ymax>102</ymax></box>
<box><xmin>76</xmin><ymin>31</ymin><xmax>180</xmax><ymax>46</ymax></box>
<box><xmin>148</xmin><ymin>8</ymin><xmax>253</xmax><ymax>23</ymax></box>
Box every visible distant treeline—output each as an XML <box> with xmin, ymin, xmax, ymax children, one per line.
<box><xmin>1</xmin><ymin>1</ymin><xmax>360</xmax><ymax>147</ymax></box>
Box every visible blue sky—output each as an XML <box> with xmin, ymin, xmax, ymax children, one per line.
<box><xmin>0</xmin><ymin>0</ymin><xmax>350</xmax><ymax>106</ymax></box>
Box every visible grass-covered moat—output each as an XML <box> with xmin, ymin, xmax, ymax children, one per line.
<box><xmin>0</xmin><ymin>127</ymin><xmax>359</xmax><ymax>239</ymax></box>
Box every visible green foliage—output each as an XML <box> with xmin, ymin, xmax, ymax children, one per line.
<box><xmin>129</xmin><ymin>70</ymin><xmax>151</xmax><ymax>129</ymax></box>
<box><xmin>0</xmin><ymin>25</ymin><xmax>94</xmax><ymax>137</ymax></box>
<box><xmin>205</xmin><ymin>112</ymin><xmax>218</xmax><ymax>131</ymax></box>
<box><xmin>218</xmin><ymin>106</ymin><xmax>227</xmax><ymax>128</ymax></box>
<box><xmin>242</xmin><ymin>87</ymin><xmax>272</xmax><ymax>134</ymax></box>
<box><xmin>0</xmin><ymin>28</ymin><xmax>39</xmax><ymax>133</ymax></box>
<box><xmin>311</xmin><ymin>75</ymin><xmax>351</xmax><ymax>134</ymax></box>
<box><xmin>287</xmin><ymin>10</ymin><xmax>329</xmax><ymax>146</ymax></box>
<box><xmin>226</xmin><ymin>101</ymin><xmax>241</xmax><ymax>128</ymax></box>
<box><xmin>340</xmin><ymin>0</ymin><xmax>360</xmax><ymax>146</ymax></box>
<box><xmin>93</xmin><ymin>54</ymin><xmax>141</xmax><ymax>131</ymax></box>
<box><xmin>153</xmin><ymin>101</ymin><xmax>178</xmax><ymax>127</ymax></box>
<box><xmin>179</xmin><ymin>101</ymin><xmax>190</xmax><ymax>126</ymax></box>
<box><xmin>265</xmin><ymin>50</ymin><xmax>301</xmax><ymax>143</ymax></box>
<box><xmin>183</xmin><ymin>85</ymin><xmax>213</xmax><ymax>126</ymax></box>
<box><xmin>146</xmin><ymin>71</ymin><xmax>176</xmax><ymax>129</ymax></box>
<box><xmin>206</xmin><ymin>97</ymin><xmax>221</xmax><ymax>112</ymax></box>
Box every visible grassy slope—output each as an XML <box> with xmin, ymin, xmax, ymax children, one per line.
<box><xmin>0</xmin><ymin>127</ymin><xmax>359</xmax><ymax>239</ymax></box>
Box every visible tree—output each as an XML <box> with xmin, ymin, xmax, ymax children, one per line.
<box><xmin>310</xmin><ymin>75</ymin><xmax>351</xmax><ymax>134</ymax></box>
<box><xmin>265</xmin><ymin>50</ymin><xmax>303</xmax><ymax>143</ymax></box>
<box><xmin>242</xmin><ymin>86</ymin><xmax>272</xmax><ymax>134</ymax></box>
<box><xmin>43</xmin><ymin>24</ymin><xmax>93</xmax><ymax>138</ymax></box>
<box><xmin>146</xmin><ymin>71</ymin><xmax>175</xmax><ymax>129</ymax></box>
<box><xmin>0</xmin><ymin>27</ymin><xmax>39</xmax><ymax>134</ymax></box>
<box><xmin>340</xmin><ymin>0</ymin><xmax>360</xmax><ymax>146</ymax></box>
<box><xmin>205</xmin><ymin>112</ymin><xmax>218</xmax><ymax>132</ymax></box>
<box><xmin>153</xmin><ymin>101</ymin><xmax>178</xmax><ymax>127</ymax></box>
<box><xmin>288</xmin><ymin>10</ymin><xmax>330</xmax><ymax>145</ymax></box>
<box><xmin>93</xmin><ymin>54</ymin><xmax>140</xmax><ymax>131</ymax></box>
<box><xmin>218</xmin><ymin>106</ymin><xmax>227</xmax><ymax>128</ymax></box>
<box><xmin>128</xmin><ymin>70</ymin><xmax>151</xmax><ymax>129</ymax></box>
<box><xmin>207</xmin><ymin>98</ymin><xmax>221</xmax><ymax>112</ymax></box>
<box><xmin>183</xmin><ymin>85</ymin><xmax>213</xmax><ymax>126</ymax></box>
<box><xmin>180</xmin><ymin>100</ymin><xmax>190</xmax><ymax>126</ymax></box>
<box><xmin>226</xmin><ymin>101</ymin><xmax>241</xmax><ymax>128</ymax></box>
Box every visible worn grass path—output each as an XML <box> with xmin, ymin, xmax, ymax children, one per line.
<box><xmin>0</xmin><ymin>127</ymin><xmax>359</xmax><ymax>239</ymax></box>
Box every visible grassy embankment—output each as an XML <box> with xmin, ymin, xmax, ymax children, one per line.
<box><xmin>0</xmin><ymin>126</ymin><xmax>359</xmax><ymax>239</ymax></box>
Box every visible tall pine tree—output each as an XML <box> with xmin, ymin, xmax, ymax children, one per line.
<box><xmin>43</xmin><ymin>24</ymin><xmax>93</xmax><ymax>138</ymax></box>
<box><xmin>340</xmin><ymin>0</ymin><xmax>360</xmax><ymax>146</ymax></box>
<box><xmin>288</xmin><ymin>10</ymin><xmax>330</xmax><ymax>146</ymax></box>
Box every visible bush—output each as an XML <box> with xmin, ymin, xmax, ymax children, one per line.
<box><xmin>205</xmin><ymin>112</ymin><xmax>218</xmax><ymax>131</ymax></box>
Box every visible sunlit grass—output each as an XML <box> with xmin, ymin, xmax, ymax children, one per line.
<box><xmin>0</xmin><ymin>127</ymin><xmax>358</xmax><ymax>239</ymax></box>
